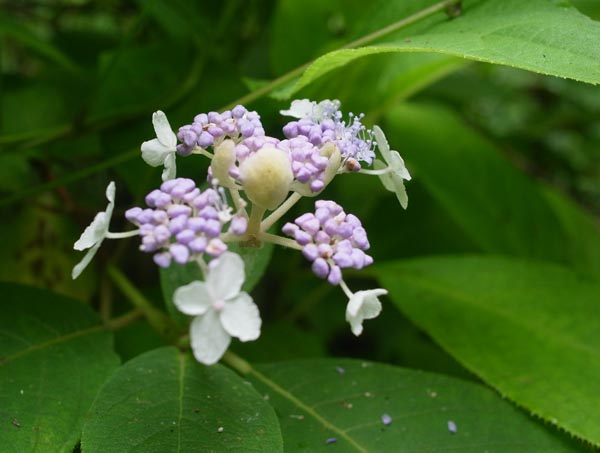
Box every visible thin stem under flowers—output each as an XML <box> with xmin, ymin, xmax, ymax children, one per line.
<box><xmin>107</xmin><ymin>265</ymin><xmax>180</xmax><ymax>342</ymax></box>
<box><xmin>257</xmin><ymin>232</ymin><xmax>302</xmax><ymax>250</ymax></box>
<box><xmin>105</xmin><ymin>230</ymin><xmax>140</xmax><ymax>239</ymax></box>
<box><xmin>339</xmin><ymin>279</ymin><xmax>354</xmax><ymax>299</ymax></box>
<box><xmin>359</xmin><ymin>167</ymin><xmax>393</xmax><ymax>176</ymax></box>
<box><xmin>191</xmin><ymin>147</ymin><xmax>214</xmax><ymax>159</ymax></box>
<box><xmin>246</xmin><ymin>204</ymin><xmax>266</xmax><ymax>237</ymax></box>
<box><xmin>261</xmin><ymin>192</ymin><xmax>302</xmax><ymax>232</ymax></box>
<box><xmin>221</xmin><ymin>350</ymin><xmax>368</xmax><ymax>452</ymax></box>
<box><xmin>228</xmin><ymin>187</ymin><xmax>247</xmax><ymax>214</ymax></box>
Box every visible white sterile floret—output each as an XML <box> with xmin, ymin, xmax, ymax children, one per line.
<box><xmin>72</xmin><ymin>181</ymin><xmax>116</xmax><ymax>279</ymax></box>
<box><xmin>345</xmin><ymin>288</ymin><xmax>387</xmax><ymax>336</ymax></box>
<box><xmin>280</xmin><ymin>99</ymin><xmax>315</xmax><ymax>119</ymax></box>
<box><xmin>373</xmin><ymin>126</ymin><xmax>411</xmax><ymax>209</ymax></box>
<box><xmin>141</xmin><ymin>110</ymin><xmax>178</xmax><ymax>181</ymax></box>
<box><xmin>173</xmin><ymin>252</ymin><xmax>261</xmax><ymax>365</ymax></box>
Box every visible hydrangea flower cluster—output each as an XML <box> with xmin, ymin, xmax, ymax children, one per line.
<box><xmin>282</xmin><ymin>200</ymin><xmax>372</xmax><ymax>286</ymax></box>
<box><xmin>124</xmin><ymin>178</ymin><xmax>247</xmax><ymax>268</ymax></box>
<box><xmin>72</xmin><ymin>99</ymin><xmax>411</xmax><ymax>365</ymax></box>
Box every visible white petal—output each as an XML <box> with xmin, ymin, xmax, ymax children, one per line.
<box><xmin>152</xmin><ymin>110</ymin><xmax>177</xmax><ymax>148</ymax></box>
<box><xmin>346</xmin><ymin>289</ymin><xmax>386</xmax><ymax>336</ymax></box>
<box><xmin>220</xmin><ymin>293</ymin><xmax>261</xmax><ymax>341</ymax></box>
<box><xmin>161</xmin><ymin>153</ymin><xmax>177</xmax><ymax>181</ymax></box>
<box><xmin>105</xmin><ymin>181</ymin><xmax>116</xmax><ymax>204</ymax></box>
<box><xmin>373</xmin><ymin>125</ymin><xmax>391</xmax><ymax>163</ymax></box>
<box><xmin>190</xmin><ymin>311</ymin><xmax>231</xmax><ymax>365</ymax></box>
<box><xmin>280</xmin><ymin>99</ymin><xmax>314</xmax><ymax>119</ymax></box>
<box><xmin>373</xmin><ymin>159</ymin><xmax>395</xmax><ymax>192</ymax></box>
<box><xmin>207</xmin><ymin>252</ymin><xmax>245</xmax><ymax>301</ymax></box>
<box><xmin>392</xmin><ymin>175</ymin><xmax>409</xmax><ymax>210</ymax></box>
<box><xmin>389</xmin><ymin>151</ymin><xmax>411</xmax><ymax>181</ymax></box>
<box><xmin>141</xmin><ymin>138</ymin><xmax>172</xmax><ymax>167</ymax></box>
<box><xmin>74</xmin><ymin>212</ymin><xmax>108</xmax><ymax>250</ymax></box>
<box><xmin>173</xmin><ymin>281</ymin><xmax>212</xmax><ymax>316</ymax></box>
<box><xmin>72</xmin><ymin>242</ymin><xmax>101</xmax><ymax>279</ymax></box>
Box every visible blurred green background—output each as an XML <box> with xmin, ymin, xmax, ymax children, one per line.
<box><xmin>1</xmin><ymin>0</ymin><xmax>599</xmax><ymax>379</ymax></box>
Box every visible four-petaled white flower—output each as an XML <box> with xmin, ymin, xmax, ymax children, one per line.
<box><xmin>141</xmin><ymin>111</ymin><xmax>177</xmax><ymax>181</ymax></box>
<box><xmin>373</xmin><ymin>125</ymin><xmax>411</xmax><ymax>209</ymax></box>
<box><xmin>345</xmin><ymin>288</ymin><xmax>387</xmax><ymax>336</ymax></box>
<box><xmin>72</xmin><ymin>181</ymin><xmax>115</xmax><ymax>279</ymax></box>
<box><xmin>174</xmin><ymin>252</ymin><xmax>261</xmax><ymax>365</ymax></box>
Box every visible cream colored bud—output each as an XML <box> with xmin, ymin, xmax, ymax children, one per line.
<box><xmin>211</xmin><ymin>139</ymin><xmax>236</xmax><ymax>187</ymax></box>
<box><xmin>239</xmin><ymin>146</ymin><xmax>293</xmax><ymax>210</ymax></box>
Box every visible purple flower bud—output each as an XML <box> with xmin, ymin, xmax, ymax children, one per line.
<box><xmin>198</xmin><ymin>131</ymin><xmax>214</xmax><ymax>148</ymax></box>
<box><xmin>302</xmin><ymin>243</ymin><xmax>319</xmax><ymax>261</ymax></box>
<box><xmin>189</xmin><ymin>236</ymin><xmax>208</xmax><ymax>253</ymax></box>
<box><xmin>312</xmin><ymin>258</ymin><xmax>329</xmax><ymax>279</ymax></box>
<box><xmin>125</xmin><ymin>207</ymin><xmax>142</xmax><ymax>223</ymax></box>
<box><xmin>229</xmin><ymin>216</ymin><xmax>248</xmax><ymax>235</ymax></box>
<box><xmin>232</xmin><ymin>105</ymin><xmax>246</xmax><ymax>118</ymax></box>
<box><xmin>153</xmin><ymin>252</ymin><xmax>172</xmax><ymax>268</ymax></box>
<box><xmin>167</xmin><ymin>204</ymin><xmax>192</xmax><ymax>218</ymax></box>
<box><xmin>169</xmin><ymin>244</ymin><xmax>190</xmax><ymax>264</ymax></box>
<box><xmin>176</xmin><ymin>229</ymin><xmax>195</xmax><ymax>245</ymax></box>
<box><xmin>327</xmin><ymin>265</ymin><xmax>342</xmax><ymax>285</ymax></box>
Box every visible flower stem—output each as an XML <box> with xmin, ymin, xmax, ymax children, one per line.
<box><xmin>105</xmin><ymin>230</ymin><xmax>140</xmax><ymax>239</ymax></box>
<box><xmin>257</xmin><ymin>232</ymin><xmax>302</xmax><ymax>250</ymax></box>
<box><xmin>359</xmin><ymin>167</ymin><xmax>392</xmax><ymax>176</ymax></box>
<box><xmin>107</xmin><ymin>265</ymin><xmax>180</xmax><ymax>342</ymax></box>
<box><xmin>246</xmin><ymin>203</ymin><xmax>266</xmax><ymax>237</ymax></box>
<box><xmin>222</xmin><ymin>350</ymin><xmax>252</xmax><ymax>375</ymax></box>
<box><xmin>261</xmin><ymin>192</ymin><xmax>302</xmax><ymax>232</ymax></box>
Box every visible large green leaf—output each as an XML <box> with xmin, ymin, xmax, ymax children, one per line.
<box><xmin>81</xmin><ymin>347</ymin><xmax>283</xmax><ymax>452</ymax></box>
<box><xmin>383</xmin><ymin>102</ymin><xmax>600</xmax><ymax>278</ymax></box>
<box><xmin>287</xmin><ymin>0</ymin><xmax>600</xmax><ymax>96</ymax></box>
<box><xmin>0</xmin><ymin>283</ymin><xmax>120</xmax><ymax>452</ymax></box>
<box><xmin>375</xmin><ymin>256</ymin><xmax>600</xmax><ymax>445</ymax></box>
<box><xmin>248</xmin><ymin>359</ymin><xmax>581</xmax><ymax>452</ymax></box>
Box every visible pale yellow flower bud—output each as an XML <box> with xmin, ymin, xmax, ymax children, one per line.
<box><xmin>211</xmin><ymin>139</ymin><xmax>237</xmax><ymax>187</ymax></box>
<box><xmin>239</xmin><ymin>146</ymin><xmax>293</xmax><ymax>210</ymax></box>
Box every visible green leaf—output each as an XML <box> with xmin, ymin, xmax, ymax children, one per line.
<box><xmin>0</xmin><ymin>283</ymin><xmax>120</xmax><ymax>452</ymax></box>
<box><xmin>81</xmin><ymin>347</ymin><xmax>283</xmax><ymax>452</ymax></box>
<box><xmin>287</xmin><ymin>0</ymin><xmax>600</xmax><ymax>96</ymax></box>
<box><xmin>384</xmin><ymin>102</ymin><xmax>600</xmax><ymax>278</ymax></box>
<box><xmin>248</xmin><ymin>359</ymin><xmax>581</xmax><ymax>451</ymax></box>
<box><xmin>375</xmin><ymin>256</ymin><xmax>600</xmax><ymax>445</ymax></box>
<box><xmin>160</xmin><ymin>242</ymin><xmax>274</xmax><ymax>324</ymax></box>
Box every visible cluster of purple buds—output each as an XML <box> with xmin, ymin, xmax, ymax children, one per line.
<box><xmin>283</xmin><ymin>111</ymin><xmax>375</xmax><ymax>168</ymax></box>
<box><xmin>282</xmin><ymin>200</ymin><xmax>373</xmax><ymax>285</ymax></box>
<box><xmin>125</xmin><ymin>178</ymin><xmax>247</xmax><ymax>268</ymax></box>
<box><xmin>176</xmin><ymin>105</ymin><xmax>265</xmax><ymax>156</ymax></box>
<box><xmin>277</xmin><ymin>136</ymin><xmax>330</xmax><ymax>193</ymax></box>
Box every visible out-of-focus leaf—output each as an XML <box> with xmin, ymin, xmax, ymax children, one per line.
<box><xmin>384</xmin><ymin>102</ymin><xmax>600</xmax><ymax>277</ymax></box>
<box><xmin>376</xmin><ymin>256</ymin><xmax>600</xmax><ymax>445</ymax></box>
<box><xmin>249</xmin><ymin>359</ymin><xmax>581</xmax><ymax>451</ymax></box>
<box><xmin>81</xmin><ymin>347</ymin><xmax>283</xmax><ymax>452</ymax></box>
<box><xmin>0</xmin><ymin>17</ymin><xmax>79</xmax><ymax>71</ymax></box>
<box><xmin>0</xmin><ymin>283</ymin><xmax>119</xmax><ymax>451</ymax></box>
<box><xmin>286</xmin><ymin>0</ymin><xmax>600</xmax><ymax>97</ymax></box>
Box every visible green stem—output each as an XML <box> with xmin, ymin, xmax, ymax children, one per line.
<box><xmin>221</xmin><ymin>350</ymin><xmax>252</xmax><ymax>375</ymax></box>
<box><xmin>107</xmin><ymin>265</ymin><xmax>179</xmax><ymax>341</ymax></box>
<box><xmin>257</xmin><ymin>232</ymin><xmax>302</xmax><ymax>250</ymax></box>
<box><xmin>104</xmin><ymin>309</ymin><xmax>144</xmax><ymax>330</ymax></box>
<box><xmin>261</xmin><ymin>192</ymin><xmax>302</xmax><ymax>232</ymax></box>
<box><xmin>246</xmin><ymin>204</ymin><xmax>266</xmax><ymax>237</ymax></box>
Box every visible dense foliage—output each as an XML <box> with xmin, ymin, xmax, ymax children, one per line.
<box><xmin>1</xmin><ymin>0</ymin><xmax>600</xmax><ymax>451</ymax></box>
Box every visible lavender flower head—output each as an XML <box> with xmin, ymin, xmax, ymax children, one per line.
<box><xmin>282</xmin><ymin>200</ymin><xmax>373</xmax><ymax>285</ymax></box>
<box><xmin>125</xmin><ymin>178</ymin><xmax>247</xmax><ymax>268</ymax></box>
<box><xmin>176</xmin><ymin>105</ymin><xmax>266</xmax><ymax>156</ymax></box>
<box><xmin>281</xmin><ymin>99</ymin><xmax>375</xmax><ymax>168</ymax></box>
